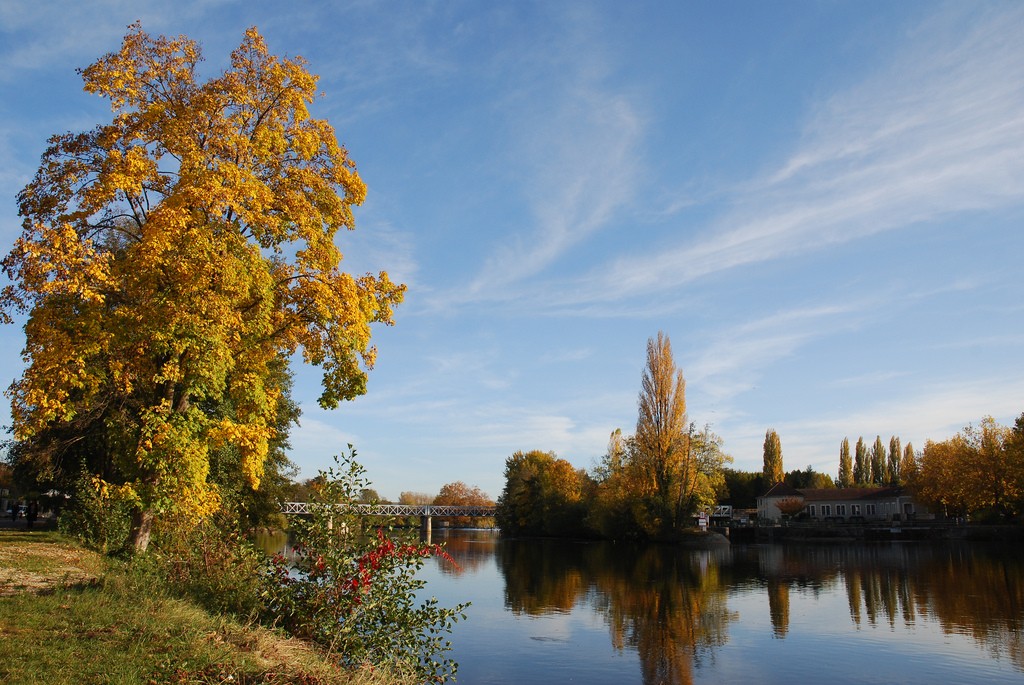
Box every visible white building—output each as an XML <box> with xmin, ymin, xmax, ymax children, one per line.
<box><xmin>757</xmin><ymin>483</ymin><xmax>927</xmax><ymax>523</ymax></box>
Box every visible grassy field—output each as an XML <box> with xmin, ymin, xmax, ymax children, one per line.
<box><xmin>0</xmin><ymin>530</ymin><xmax>406</xmax><ymax>684</ymax></box>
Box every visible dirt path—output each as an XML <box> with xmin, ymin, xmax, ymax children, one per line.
<box><xmin>0</xmin><ymin>531</ymin><xmax>104</xmax><ymax>595</ymax></box>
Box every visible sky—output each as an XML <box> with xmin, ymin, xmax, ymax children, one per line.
<box><xmin>1</xmin><ymin>1</ymin><xmax>1023</xmax><ymax>502</ymax></box>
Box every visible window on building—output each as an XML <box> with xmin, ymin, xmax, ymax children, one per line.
<box><xmin>823</xmin><ymin>505</ymin><xmax>832</xmax><ymax>517</ymax></box>
<box><xmin>837</xmin><ymin>504</ymin><xmax>846</xmax><ymax>516</ymax></box>
<box><xmin>866</xmin><ymin>504</ymin><xmax>876</xmax><ymax>516</ymax></box>
<box><xmin>852</xmin><ymin>504</ymin><xmax>861</xmax><ymax>515</ymax></box>
<box><xmin>808</xmin><ymin>505</ymin><xmax>816</xmax><ymax>517</ymax></box>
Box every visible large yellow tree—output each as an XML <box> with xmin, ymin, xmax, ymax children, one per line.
<box><xmin>1</xmin><ymin>25</ymin><xmax>404</xmax><ymax>551</ymax></box>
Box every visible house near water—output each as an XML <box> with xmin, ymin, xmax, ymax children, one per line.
<box><xmin>757</xmin><ymin>482</ymin><xmax>930</xmax><ymax>524</ymax></box>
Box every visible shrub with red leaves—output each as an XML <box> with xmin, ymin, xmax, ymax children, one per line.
<box><xmin>261</xmin><ymin>448</ymin><xmax>467</xmax><ymax>683</ymax></box>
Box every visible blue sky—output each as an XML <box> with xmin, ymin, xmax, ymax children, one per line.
<box><xmin>2</xmin><ymin>1</ymin><xmax>1023</xmax><ymax>501</ymax></box>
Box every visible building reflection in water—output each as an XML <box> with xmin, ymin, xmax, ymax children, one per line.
<box><xmin>464</xmin><ymin>532</ymin><xmax>1024</xmax><ymax>684</ymax></box>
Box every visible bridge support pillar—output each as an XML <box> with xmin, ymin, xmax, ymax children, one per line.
<box><xmin>420</xmin><ymin>514</ymin><xmax>432</xmax><ymax>544</ymax></box>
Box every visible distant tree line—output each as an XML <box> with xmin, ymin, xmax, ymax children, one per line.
<box><xmin>752</xmin><ymin>414</ymin><xmax>1024</xmax><ymax>523</ymax></box>
<box><xmin>494</xmin><ymin>337</ymin><xmax>1024</xmax><ymax>534</ymax></box>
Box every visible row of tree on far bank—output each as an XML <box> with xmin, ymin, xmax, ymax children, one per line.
<box><xmin>758</xmin><ymin>416</ymin><xmax>1024</xmax><ymax>521</ymax></box>
<box><xmin>760</xmin><ymin>428</ymin><xmax>916</xmax><ymax>490</ymax></box>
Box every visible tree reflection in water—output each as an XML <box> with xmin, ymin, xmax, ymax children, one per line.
<box><xmin>431</xmin><ymin>528</ymin><xmax>498</xmax><ymax>576</ymax></box>
<box><xmin>488</xmin><ymin>537</ymin><xmax>1024</xmax><ymax>684</ymax></box>
<box><xmin>498</xmin><ymin>540</ymin><xmax>734</xmax><ymax>685</ymax></box>
<box><xmin>738</xmin><ymin>544</ymin><xmax>1024</xmax><ymax>674</ymax></box>
<box><xmin>837</xmin><ymin>544</ymin><xmax>1024</xmax><ymax>669</ymax></box>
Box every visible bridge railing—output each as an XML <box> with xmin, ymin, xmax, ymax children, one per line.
<box><xmin>281</xmin><ymin>502</ymin><xmax>497</xmax><ymax>517</ymax></box>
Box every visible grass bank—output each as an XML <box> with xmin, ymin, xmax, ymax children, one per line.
<box><xmin>0</xmin><ymin>530</ymin><xmax>408</xmax><ymax>684</ymax></box>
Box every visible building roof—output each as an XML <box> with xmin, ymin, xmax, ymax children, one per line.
<box><xmin>762</xmin><ymin>485</ymin><xmax>907</xmax><ymax>502</ymax></box>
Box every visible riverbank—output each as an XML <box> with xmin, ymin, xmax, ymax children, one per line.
<box><xmin>724</xmin><ymin>523</ymin><xmax>1024</xmax><ymax>544</ymax></box>
<box><xmin>0</xmin><ymin>530</ymin><xmax>407</xmax><ymax>684</ymax></box>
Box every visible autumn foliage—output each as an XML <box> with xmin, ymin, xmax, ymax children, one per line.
<box><xmin>913</xmin><ymin>416</ymin><xmax>1024</xmax><ymax>520</ymax></box>
<box><xmin>433</xmin><ymin>481</ymin><xmax>495</xmax><ymax>527</ymax></box>
<box><xmin>2</xmin><ymin>25</ymin><xmax>404</xmax><ymax>551</ymax></box>
<box><xmin>496</xmin><ymin>333</ymin><xmax>731</xmax><ymax>540</ymax></box>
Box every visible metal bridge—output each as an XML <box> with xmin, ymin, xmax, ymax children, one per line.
<box><xmin>280</xmin><ymin>502</ymin><xmax>496</xmax><ymax>518</ymax></box>
<box><xmin>280</xmin><ymin>502</ymin><xmax>496</xmax><ymax>541</ymax></box>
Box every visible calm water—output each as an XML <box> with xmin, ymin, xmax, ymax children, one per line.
<box><xmin>416</xmin><ymin>530</ymin><xmax>1024</xmax><ymax>685</ymax></box>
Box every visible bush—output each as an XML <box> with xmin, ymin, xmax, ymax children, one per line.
<box><xmin>262</xmin><ymin>448</ymin><xmax>468</xmax><ymax>683</ymax></box>
<box><xmin>57</xmin><ymin>472</ymin><xmax>133</xmax><ymax>554</ymax></box>
<box><xmin>143</xmin><ymin>510</ymin><xmax>269</xmax><ymax>619</ymax></box>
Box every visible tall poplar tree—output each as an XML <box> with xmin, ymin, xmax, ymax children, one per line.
<box><xmin>2</xmin><ymin>26</ymin><xmax>405</xmax><ymax>552</ymax></box>
<box><xmin>900</xmin><ymin>443</ymin><xmax>918</xmax><ymax>485</ymax></box>
<box><xmin>838</xmin><ymin>437</ymin><xmax>853</xmax><ymax>488</ymax></box>
<box><xmin>762</xmin><ymin>429</ymin><xmax>784</xmax><ymax>485</ymax></box>
<box><xmin>854</xmin><ymin>437</ymin><xmax>869</xmax><ymax>485</ymax></box>
<box><xmin>887</xmin><ymin>436</ymin><xmax>902</xmax><ymax>486</ymax></box>
<box><xmin>871</xmin><ymin>436</ymin><xmax>887</xmax><ymax>485</ymax></box>
<box><xmin>633</xmin><ymin>332</ymin><xmax>689</xmax><ymax>534</ymax></box>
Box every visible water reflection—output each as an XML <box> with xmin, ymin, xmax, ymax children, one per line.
<box><xmin>435</xmin><ymin>528</ymin><xmax>498</xmax><ymax>576</ymax></box>
<box><xmin>476</xmin><ymin>537</ymin><xmax>1024</xmax><ymax>683</ymax></box>
<box><xmin>260</xmin><ymin>528</ymin><xmax>1024</xmax><ymax>683</ymax></box>
<box><xmin>837</xmin><ymin>544</ymin><xmax>1024</xmax><ymax>669</ymax></box>
<box><xmin>497</xmin><ymin>540</ymin><xmax>735</xmax><ymax>685</ymax></box>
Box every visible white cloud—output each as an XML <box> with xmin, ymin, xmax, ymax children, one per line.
<box><xmin>0</xmin><ymin>1</ymin><xmax>235</xmax><ymax>81</ymax></box>
<box><xmin>464</xmin><ymin>91</ymin><xmax>642</xmax><ymax>296</ymax></box>
<box><xmin>429</xmin><ymin>9</ymin><xmax>646</xmax><ymax>306</ymax></box>
<box><xmin>686</xmin><ymin>302</ymin><xmax>865</xmax><ymax>405</ymax></box>
<box><xmin>554</xmin><ymin>4</ymin><xmax>1024</xmax><ymax>307</ymax></box>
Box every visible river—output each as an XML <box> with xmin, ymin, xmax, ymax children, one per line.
<box><xmin>415</xmin><ymin>529</ymin><xmax>1024</xmax><ymax>685</ymax></box>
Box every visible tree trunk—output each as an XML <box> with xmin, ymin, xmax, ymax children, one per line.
<box><xmin>128</xmin><ymin>508</ymin><xmax>155</xmax><ymax>554</ymax></box>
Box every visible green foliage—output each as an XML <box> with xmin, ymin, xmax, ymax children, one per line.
<box><xmin>137</xmin><ymin>511</ymin><xmax>269</xmax><ymax>619</ymax></box>
<box><xmin>499</xmin><ymin>335</ymin><xmax>734</xmax><ymax>541</ymax></box>
<box><xmin>887</xmin><ymin>436</ymin><xmax>902</xmax><ymax>486</ymax></box>
<box><xmin>3</xmin><ymin>26</ymin><xmax>405</xmax><ymax>553</ymax></box>
<box><xmin>496</xmin><ymin>450</ymin><xmax>592</xmax><ymax>537</ymax></box>
<box><xmin>498</xmin><ymin>428</ymin><xmax>729</xmax><ymax>541</ymax></box>
<box><xmin>784</xmin><ymin>465</ymin><xmax>835</xmax><ymax>490</ymax></box>
<box><xmin>57</xmin><ymin>471</ymin><xmax>133</xmax><ymax>554</ymax></box>
<box><xmin>901</xmin><ymin>443</ymin><xmax>918</xmax><ymax>485</ymax></box>
<box><xmin>632</xmin><ymin>332</ymin><xmax>691</xmax><ymax>535</ymax></box>
<box><xmin>0</xmin><ymin>532</ymin><xmax>415</xmax><ymax>685</ymax></box>
<box><xmin>262</xmin><ymin>449</ymin><xmax>467</xmax><ymax>683</ymax></box>
<box><xmin>204</xmin><ymin>355</ymin><xmax>302</xmax><ymax>533</ymax></box>
<box><xmin>854</xmin><ymin>437</ymin><xmax>869</xmax><ymax>485</ymax></box>
<box><xmin>871</xmin><ymin>436</ymin><xmax>887</xmax><ymax>485</ymax></box>
<box><xmin>721</xmin><ymin>469</ymin><xmax>765</xmax><ymax>509</ymax></box>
